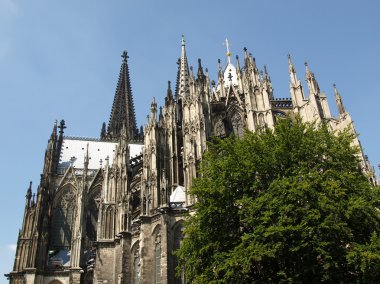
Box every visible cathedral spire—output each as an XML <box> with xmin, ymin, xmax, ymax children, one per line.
<box><xmin>107</xmin><ymin>50</ymin><xmax>137</xmax><ymax>140</ymax></box>
<box><xmin>177</xmin><ymin>35</ymin><xmax>190</xmax><ymax>98</ymax></box>
<box><xmin>333</xmin><ymin>83</ymin><xmax>346</xmax><ymax>115</ymax></box>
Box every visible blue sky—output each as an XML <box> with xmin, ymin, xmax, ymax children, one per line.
<box><xmin>0</xmin><ymin>0</ymin><xmax>379</xmax><ymax>279</ymax></box>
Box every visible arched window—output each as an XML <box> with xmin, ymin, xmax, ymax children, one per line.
<box><xmin>103</xmin><ymin>206</ymin><xmax>114</xmax><ymax>239</ymax></box>
<box><xmin>51</xmin><ymin>186</ymin><xmax>76</xmax><ymax>248</ymax></box>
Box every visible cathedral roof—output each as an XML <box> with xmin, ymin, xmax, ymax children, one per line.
<box><xmin>57</xmin><ymin>137</ymin><xmax>143</xmax><ymax>170</ymax></box>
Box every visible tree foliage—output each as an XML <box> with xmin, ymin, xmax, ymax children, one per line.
<box><xmin>176</xmin><ymin>117</ymin><xmax>380</xmax><ymax>283</ymax></box>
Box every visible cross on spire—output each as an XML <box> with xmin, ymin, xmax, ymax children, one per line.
<box><xmin>121</xmin><ymin>50</ymin><xmax>129</xmax><ymax>62</ymax></box>
<box><xmin>58</xmin><ymin>120</ymin><xmax>66</xmax><ymax>136</ymax></box>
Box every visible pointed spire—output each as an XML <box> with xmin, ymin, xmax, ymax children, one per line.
<box><xmin>236</xmin><ymin>55</ymin><xmax>241</xmax><ymax>70</ymax></box>
<box><xmin>177</xmin><ymin>35</ymin><xmax>190</xmax><ymax>98</ymax></box>
<box><xmin>305</xmin><ymin>62</ymin><xmax>320</xmax><ymax>94</ymax></box>
<box><xmin>249</xmin><ymin>53</ymin><xmax>256</xmax><ymax>69</ymax></box>
<box><xmin>197</xmin><ymin>58</ymin><xmax>204</xmax><ymax>78</ymax></box>
<box><xmin>159</xmin><ymin>106</ymin><xmax>163</xmax><ymax>121</ymax></box>
<box><xmin>243</xmin><ymin>47</ymin><xmax>249</xmax><ymax>67</ymax></box>
<box><xmin>304</xmin><ymin>61</ymin><xmax>311</xmax><ymax>79</ymax></box>
<box><xmin>264</xmin><ymin>65</ymin><xmax>269</xmax><ymax>81</ymax></box>
<box><xmin>26</xmin><ymin>181</ymin><xmax>32</xmax><ymax>207</ymax></box>
<box><xmin>218</xmin><ymin>58</ymin><xmax>223</xmax><ymax>77</ymax></box>
<box><xmin>288</xmin><ymin>54</ymin><xmax>297</xmax><ymax>84</ymax></box>
<box><xmin>333</xmin><ymin>83</ymin><xmax>346</xmax><ymax>114</ymax></box>
<box><xmin>107</xmin><ymin>50</ymin><xmax>137</xmax><ymax>140</ymax></box>
<box><xmin>225</xmin><ymin>38</ymin><xmax>232</xmax><ymax>64</ymax></box>
<box><xmin>51</xmin><ymin>120</ymin><xmax>58</xmax><ymax>140</ymax></box>
<box><xmin>189</xmin><ymin>66</ymin><xmax>194</xmax><ymax>80</ymax></box>
<box><xmin>84</xmin><ymin>143</ymin><xmax>89</xmax><ymax>172</ymax></box>
<box><xmin>151</xmin><ymin>97</ymin><xmax>157</xmax><ymax>122</ymax></box>
<box><xmin>166</xmin><ymin>80</ymin><xmax>173</xmax><ymax>105</ymax></box>
<box><xmin>100</xmin><ymin>122</ymin><xmax>107</xmax><ymax>140</ymax></box>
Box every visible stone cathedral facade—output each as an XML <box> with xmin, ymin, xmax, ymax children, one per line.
<box><xmin>7</xmin><ymin>37</ymin><xmax>376</xmax><ymax>283</ymax></box>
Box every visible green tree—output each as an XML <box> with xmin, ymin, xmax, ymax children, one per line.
<box><xmin>176</xmin><ymin>117</ymin><xmax>380</xmax><ymax>283</ymax></box>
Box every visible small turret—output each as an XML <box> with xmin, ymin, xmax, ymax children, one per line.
<box><xmin>334</xmin><ymin>83</ymin><xmax>346</xmax><ymax>115</ymax></box>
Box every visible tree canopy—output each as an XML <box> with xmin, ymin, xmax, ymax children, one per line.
<box><xmin>176</xmin><ymin>117</ymin><xmax>380</xmax><ymax>283</ymax></box>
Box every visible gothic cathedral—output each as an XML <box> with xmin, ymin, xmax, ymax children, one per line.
<box><xmin>7</xmin><ymin>37</ymin><xmax>376</xmax><ymax>283</ymax></box>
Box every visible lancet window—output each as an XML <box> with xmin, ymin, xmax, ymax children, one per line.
<box><xmin>86</xmin><ymin>186</ymin><xmax>101</xmax><ymax>243</ymax></box>
<box><xmin>50</xmin><ymin>186</ymin><xmax>76</xmax><ymax>248</ymax></box>
<box><xmin>230</xmin><ymin>111</ymin><xmax>244</xmax><ymax>137</ymax></box>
